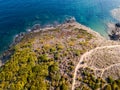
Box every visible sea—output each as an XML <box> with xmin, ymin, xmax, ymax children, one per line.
<box><xmin>0</xmin><ymin>0</ymin><xmax>120</xmax><ymax>53</ymax></box>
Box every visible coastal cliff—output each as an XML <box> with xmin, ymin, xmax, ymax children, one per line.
<box><xmin>0</xmin><ymin>21</ymin><xmax>120</xmax><ymax>90</ymax></box>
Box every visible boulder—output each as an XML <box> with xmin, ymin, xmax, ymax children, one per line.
<box><xmin>115</xmin><ymin>23</ymin><xmax>120</xmax><ymax>27</ymax></box>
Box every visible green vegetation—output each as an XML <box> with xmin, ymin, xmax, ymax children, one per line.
<box><xmin>104</xmin><ymin>77</ymin><xmax>120</xmax><ymax>90</ymax></box>
<box><xmin>0</xmin><ymin>42</ymin><xmax>69</xmax><ymax>90</ymax></box>
<box><xmin>0</xmin><ymin>23</ymin><xmax>95</xmax><ymax>89</ymax></box>
<box><xmin>75</xmin><ymin>28</ymin><xmax>93</xmax><ymax>40</ymax></box>
<box><xmin>76</xmin><ymin>68</ymin><xmax>120</xmax><ymax>90</ymax></box>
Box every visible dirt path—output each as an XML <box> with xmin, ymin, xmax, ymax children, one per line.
<box><xmin>72</xmin><ymin>45</ymin><xmax>120</xmax><ymax>90</ymax></box>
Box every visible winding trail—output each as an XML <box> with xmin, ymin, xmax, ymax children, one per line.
<box><xmin>72</xmin><ymin>45</ymin><xmax>120</xmax><ymax>90</ymax></box>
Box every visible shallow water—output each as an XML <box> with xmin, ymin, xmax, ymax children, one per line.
<box><xmin>0</xmin><ymin>0</ymin><xmax>120</xmax><ymax>53</ymax></box>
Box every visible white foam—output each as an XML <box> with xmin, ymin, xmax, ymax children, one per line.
<box><xmin>111</xmin><ymin>7</ymin><xmax>120</xmax><ymax>21</ymax></box>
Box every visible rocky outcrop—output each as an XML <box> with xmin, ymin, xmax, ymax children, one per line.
<box><xmin>108</xmin><ymin>23</ymin><xmax>120</xmax><ymax>41</ymax></box>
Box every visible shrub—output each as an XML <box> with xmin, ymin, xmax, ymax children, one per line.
<box><xmin>104</xmin><ymin>84</ymin><xmax>112</xmax><ymax>90</ymax></box>
<box><xmin>60</xmin><ymin>83</ymin><xmax>69</xmax><ymax>90</ymax></box>
<box><xmin>74</xmin><ymin>50</ymin><xmax>81</xmax><ymax>56</ymax></box>
<box><xmin>50</xmin><ymin>47</ymin><xmax>56</xmax><ymax>53</ymax></box>
<box><xmin>54</xmin><ymin>52</ymin><xmax>60</xmax><ymax>60</ymax></box>
<box><xmin>56</xmin><ymin>44</ymin><xmax>64</xmax><ymax>50</ymax></box>
<box><xmin>38</xmin><ymin>54</ymin><xmax>49</xmax><ymax>62</ymax></box>
<box><xmin>111</xmin><ymin>82</ymin><xmax>119</xmax><ymax>90</ymax></box>
<box><xmin>107</xmin><ymin>76</ymin><xmax>114</xmax><ymax>84</ymax></box>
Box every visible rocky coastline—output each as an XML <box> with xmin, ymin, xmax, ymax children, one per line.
<box><xmin>0</xmin><ymin>17</ymin><xmax>118</xmax><ymax>66</ymax></box>
<box><xmin>0</xmin><ymin>17</ymin><xmax>77</xmax><ymax>65</ymax></box>
<box><xmin>11</xmin><ymin>17</ymin><xmax>76</xmax><ymax>46</ymax></box>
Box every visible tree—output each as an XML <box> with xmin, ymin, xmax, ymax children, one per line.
<box><xmin>38</xmin><ymin>54</ymin><xmax>49</xmax><ymax>62</ymax></box>
<box><xmin>111</xmin><ymin>82</ymin><xmax>119</xmax><ymax>90</ymax></box>
<box><xmin>107</xmin><ymin>76</ymin><xmax>114</xmax><ymax>84</ymax></box>
<box><xmin>60</xmin><ymin>83</ymin><xmax>69</xmax><ymax>90</ymax></box>
<box><xmin>104</xmin><ymin>85</ymin><xmax>112</xmax><ymax>90</ymax></box>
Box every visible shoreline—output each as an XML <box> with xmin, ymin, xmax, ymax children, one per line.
<box><xmin>0</xmin><ymin>18</ymin><xmax>110</xmax><ymax>66</ymax></box>
<box><xmin>12</xmin><ymin>18</ymin><xmax>108</xmax><ymax>46</ymax></box>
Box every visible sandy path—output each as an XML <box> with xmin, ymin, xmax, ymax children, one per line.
<box><xmin>72</xmin><ymin>45</ymin><xmax>120</xmax><ymax>90</ymax></box>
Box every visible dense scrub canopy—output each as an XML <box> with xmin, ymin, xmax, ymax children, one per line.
<box><xmin>0</xmin><ymin>41</ymin><xmax>70</xmax><ymax>90</ymax></box>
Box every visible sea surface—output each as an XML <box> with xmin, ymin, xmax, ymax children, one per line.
<box><xmin>0</xmin><ymin>0</ymin><xmax>120</xmax><ymax>53</ymax></box>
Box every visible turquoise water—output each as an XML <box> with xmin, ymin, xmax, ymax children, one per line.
<box><xmin>0</xmin><ymin>0</ymin><xmax>120</xmax><ymax>53</ymax></box>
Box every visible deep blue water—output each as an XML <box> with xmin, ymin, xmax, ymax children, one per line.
<box><xmin>0</xmin><ymin>0</ymin><xmax>120</xmax><ymax>53</ymax></box>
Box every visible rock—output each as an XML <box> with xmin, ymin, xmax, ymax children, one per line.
<box><xmin>65</xmin><ymin>17</ymin><xmax>76</xmax><ymax>23</ymax></box>
<box><xmin>115</xmin><ymin>23</ymin><xmax>120</xmax><ymax>27</ymax></box>
<box><xmin>109</xmin><ymin>34</ymin><xmax>119</xmax><ymax>40</ymax></box>
<box><xmin>13</xmin><ymin>32</ymin><xmax>25</xmax><ymax>45</ymax></box>
<box><xmin>31</xmin><ymin>24</ymin><xmax>41</xmax><ymax>31</ymax></box>
<box><xmin>108</xmin><ymin>23</ymin><xmax>120</xmax><ymax>41</ymax></box>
